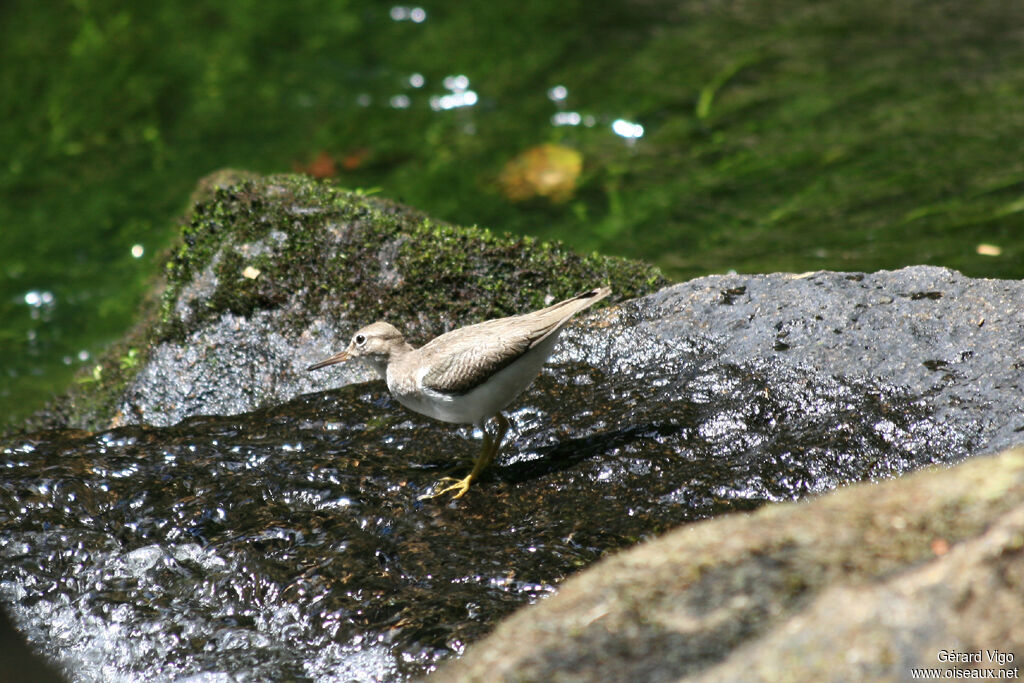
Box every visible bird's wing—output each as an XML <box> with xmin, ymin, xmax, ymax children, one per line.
<box><xmin>419</xmin><ymin>288</ymin><xmax>610</xmax><ymax>395</ymax></box>
<box><xmin>418</xmin><ymin>317</ymin><xmax>557</xmax><ymax>395</ymax></box>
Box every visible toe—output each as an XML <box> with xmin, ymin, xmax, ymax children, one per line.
<box><xmin>418</xmin><ymin>475</ymin><xmax>473</xmax><ymax>500</ymax></box>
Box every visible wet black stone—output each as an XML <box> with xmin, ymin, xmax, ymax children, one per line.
<box><xmin>2</xmin><ymin>265</ymin><xmax>1022</xmax><ymax>680</ymax></box>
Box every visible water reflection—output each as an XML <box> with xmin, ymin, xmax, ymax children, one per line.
<box><xmin>389</xmin><ymin>6</ymin><xmax>427</xmax><ymax>23</ymax></box>
<box><xmin>546</xmin><ymin>85</ymin><xmax>568</xmax><ymax>102</ymax></box>
<box><xmin>430</xmin><ymin>75</ymin><xmax>478</xmax><ymax>111</ymax></box>
<box><xmin>612</xmin><ymin>118</ymin><xmax>644</xmax><ymax>140</ymax></box>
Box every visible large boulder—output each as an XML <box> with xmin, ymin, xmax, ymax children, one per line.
<box><xmin>431</xmin><ymin>448</ymin><xmax>1024</xmax><ymax>682</ymax></box>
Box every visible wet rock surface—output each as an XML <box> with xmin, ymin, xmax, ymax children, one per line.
<box><xmin>651</xmin><ymin>267</ymin><xmax>1024</xmax><ymax>455</ymax></box>
<box><xmin>3</xmin><ymin>263</ymin><xmax>1023</xmax><ymax>680</ymax></box>
<box><xmin>0</xmin><ymin>604</ymin><xmax>66</xmax><ymax>683</ymax></box>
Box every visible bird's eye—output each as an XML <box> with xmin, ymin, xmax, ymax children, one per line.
<box><xmin>355</xmin><ymin>334</ymin><xmax>366</xmax><ymax>346</ymax></box>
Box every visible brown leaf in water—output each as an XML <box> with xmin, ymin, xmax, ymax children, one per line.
<box><xmin>498</xmin><ymin>143</ymin><xmax>583</xmax><ymax>203</ymax></box>
<box><xmin>305</xmin><ymin>151</ymin><xmax>338</xmax><ymax>179</ymax></box>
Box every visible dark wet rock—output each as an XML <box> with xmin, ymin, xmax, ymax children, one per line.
<box><xmin>0</xmin><ymin>604</ymin><xmax>67</xmax><ymax>683</ymax></box>
<box><xmin>2</xmin><ymin>261</ymin><xmax>1023</xmax><ymax>680</ymax></box>
<box><xmin>432</xmin><ymin>448</ymin><xmax>1024</xmax><ymax>682</ymax></box>
<box><xmin>37</xmin><ymin>172</ymin><xmax>665</xmax><ymax>432</ymax></box>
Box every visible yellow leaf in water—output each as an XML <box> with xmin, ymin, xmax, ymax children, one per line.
<box><xmin>498</xmin><ymin>143</ymin><xmax>582</xmax><ymax>203</ymax></box>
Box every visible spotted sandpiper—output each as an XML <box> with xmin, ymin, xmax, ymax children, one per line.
<box><xmin>307</xmin><ymin>287</ymin><xmax>611</xmax><ymax>499</ymax></box>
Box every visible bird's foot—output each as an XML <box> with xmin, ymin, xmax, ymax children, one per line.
<box><xmin>417</xmin><ymin>474</ymin><xmax>474</xmax><ymax>501</ymax></box>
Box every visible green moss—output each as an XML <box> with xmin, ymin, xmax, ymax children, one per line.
<box><xmin>153</xmin><ymin>173</ymin><xmax>664</xmax><ymax>343</ymax></box>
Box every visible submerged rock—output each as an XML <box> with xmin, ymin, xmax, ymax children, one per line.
<box><xmin>4</xmin><ymin>174</ymin><xmax>1024</xmax><ymax>680</ymax></box>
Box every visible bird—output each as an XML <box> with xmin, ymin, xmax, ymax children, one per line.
<box><xmin>307</xmin><ymin>287</ymin><xmax>611</xmax><ymax>499</ymax></box>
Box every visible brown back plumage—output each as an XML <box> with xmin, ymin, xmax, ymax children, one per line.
<box><xmin>416</xmin><ymin>287</ymin><xmax>611</xmax><ymax>394</ymax></box>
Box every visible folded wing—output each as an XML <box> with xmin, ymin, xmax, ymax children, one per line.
<box><xmin>419</xmin><ymin>287</ymin><xmax>610</xmax><ymax>395</ymax></box>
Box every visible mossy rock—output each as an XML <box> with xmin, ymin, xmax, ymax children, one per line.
<box><xmin>35</xmin><ymin>172</ymin><xmax>666</xmax><ymax>431</ymax></box>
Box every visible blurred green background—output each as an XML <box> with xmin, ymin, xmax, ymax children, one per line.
<box><xmin>2</xmin><ymin>0</ymin><xmax>1023</xmax><ymax>428</ymax></box>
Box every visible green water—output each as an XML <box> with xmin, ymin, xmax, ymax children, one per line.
<box><xmin>2</xmin><ymin>0</ymin><xmax>1023</xmax><ymax>428</ymax></box>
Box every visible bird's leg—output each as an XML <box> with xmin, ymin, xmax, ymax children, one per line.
<box><xmin>419</xmin><ymin>414</ymin><xmax>510</xmax><ymax>500</ymax></box>
<box><xmin>490</xmin><ymin>413</ymin><xmax>510</xmax><ymax>456</ymax></box>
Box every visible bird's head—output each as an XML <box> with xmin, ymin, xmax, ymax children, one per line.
<box><xmin>306</xmin><ymin>321</ymin><xmax>407</xmax><ymax>378</ymax></box>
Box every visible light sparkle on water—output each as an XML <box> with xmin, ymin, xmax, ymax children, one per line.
<box><xmin>612</xmin><ymin>118</ymin><xmax>644</xmax><ymax>139</ymax></box>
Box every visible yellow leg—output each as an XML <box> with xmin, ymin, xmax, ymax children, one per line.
<box><xmin>419</xmin><ymin>414</ymin><xmax>510</xmax><ymax>500</ymax></box>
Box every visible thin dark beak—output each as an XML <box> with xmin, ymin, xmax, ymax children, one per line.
<box><xmin>306</xmin><ymin>350</ymin><xmax>351</xmax><ymax>371</ymax></box>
